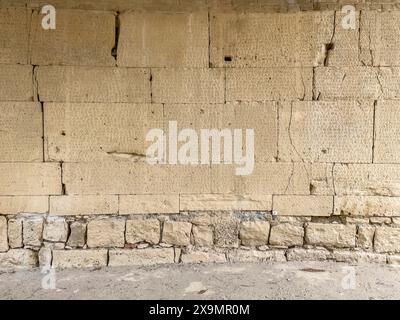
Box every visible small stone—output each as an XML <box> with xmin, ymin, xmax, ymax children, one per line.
<box><xmin>269</xmin><ymin>223</ymin><xmax>304</xmax><ymax>247</ymax></box>
<box><xmin>239</xmin><ymin>221</ymin><xmax>270</xmax><ymax>246</ymax></box>
<box><xmin>257</xmin><ymin>245</ymin><xmax>269</xmax><ymax>251</ymax></box>
<box><xmin>370</xmin><ymin>217</ymin><xmax>392</xmax><ymax>225</ymax></box>
<box><xmin>87</xmin><ymin>219</ymin><xmax>125</xmax><ymax>248</ymax></box>
<box><xmin>192</xmin><ymin>225</ymin><xmax>213</xmax><ymax>246</ymax></box>
<box><xmin>0</xmin><ymin>216</ymin><xmax>8</xmax><ymax>252</ymax></box>
<box><xmin>67</xmin><ymin>221</ymin><xmax>86</xmax><ymax>248</ymax></box>
<box><xmin>23</xmin><ymin>216</ymin><xmax>43</xmax><ymax>247</ymax></box>
<box><xmin>126</xmin><ymin>219</ymin><xmax>160</xmax><ymax>244</ymax></box>
<box><xmin>356</xmin><ymin>225</ymin><xmax>375</xmax><ymax>249</ymax></box>
<box><xmin>137</xmin><ymin>243</ymin><xmax>149</xmax><ymax>249</ymax></box>
<box><xmin>162</xmin><ymin>221</ymin><xmax>192</xmax><ymax>246</ymax></box>
<box><xmin>43</xmin><ymin>217</ymin><xmax>69</xmax><ymax>242</ymax></box>
<box><xmin>7</xmin><ymin>219</ymin><xmax>22</xmax><ymax>248</ymax></box>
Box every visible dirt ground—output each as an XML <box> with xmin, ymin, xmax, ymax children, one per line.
<box><xmin>1</xmin><ymin>261</ymin><xmax>400</xmax><ymax>300</ymax></box>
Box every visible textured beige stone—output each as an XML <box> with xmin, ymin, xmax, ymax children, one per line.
<box><xmin>7</xmin><ymin>219</ymin><xmax>22</xmax><ymax>248</ymax></box>
<box><xmin>67</xmin><ymin>221</ymin><xmax>86</xmax><ymax>248</ymax></box>
<box><xmin>333</xmin><ymin>164</ymin><xmax>400</xmax><ymax>196</ymax></box>
<box><xmin>126</xmin><ymin>219</ymin><xmax>160</xmax><ymax>244</ymax></box>
<box><xmin>286</xmin><ymin>248</ymin><xmax>331</xmax><ymax>261</ymax></box>
<box><xmin>214</xmin><ymin>216</ymin><xmax>240</xmax><ymax>248</ymax></box>
<box><xmin>181</xmin><ymin>250</ymin><xmax>226</xmax><ymax>263</ymax></box>
<box><xmin>118</xmin><ymin>12</ymin><xmax>208</xmax><ymax>67</ymax></box>
<box><xmin>0</xmin><ymin>163</ymin><xmax>61</xmax><ymax>196</ymax></box>
<box><xmin>108</xmin><ymin>248</ymin><xmax>175</xmax><ymax>266</ymax></box>
<box><xmin>356</xmin><ymin>225</ymin><xmax>375</xmax><ymax>250</ymax></box>
<box><xmin>162</xmin><ymin>221</ymin><xmax>192</xmax><ymax>246</ymax></box>
<box><xmin>192</xmin><ymin>225</ymin><xmax>213</xmax><ymax>246</ymax></box>
<box><xmin>0</xmin><ymin>216</ymin><xmax>7</xmax><ymax>252</ymax></box>
<box><xmin>273</xmin><ymin>195</ymin><xmax>333</xmax><ymax>216</ymax></box>
<box><xmin>314</xmin><ymin>67</ymin><xmax>380</xmax><ymax>99</ymax></box>
<box><xmin>180</xmin><ymin>194</ymin><xmax>272</xmax><ymax>211</ymax></box>
<box><xmin>387</xmin><ymin>255</ymin><xmax>400</xmax><ymax>265</ymax></box>
<box><xmin>0</xmin><ymin>102</ymin><xmax>42</xmax><ymax>162</ymax></box>
<box><xmin>38</xmin><ymin>247</ymin><xmax>52</xmax><ymax>268</ymax></box>
<box><xmin>305</xmin><ymin>223</ymin><xmax>356</xmax><ymax>248</ymax></box>
<box><xmin>44</xmin><ymin>103</ymin><xmax>162</xmax><ymax>162</ymax></box>
<box><xmin>211</xmin><ymin>11</ymin><xmax>333</xmax><ymax>67</ymax></box>
<box><xmin>52</xmin><ymin>250</ymin><xmax>108</xmax><ymax>269</ymax></box>
<box><xmin>87</xmin><ymin>219</ymin><xmax>125</xmax><ymax>248</ymax></box>
<box><xmin>335</xmin><ymin>196</ymin><xmax>400</xmax><ymax>217</ymax></box>
<box><xmin>279</xmin><ymin>101</ymin><xmax>373</xmax><ymax>163</ymax></box>
<box><xmin>0</xmin><ymin>8</ymin><xmax>28</xmax><ymax>64</ymax></box>
<box><xmin>360</xmin><ymin>11</ymin><xmax>400</xmax><ymax>66</ymax></box>
<box><xmin>226</xmin><ymin>68</ymin><xmax>312</xmax><ymax>101</ymax></box>
<box><xmin>0</xmin><ymin>196</ymin><xmax>48</xmax><ymax>215</ymax></box>
<box><xmin>152</xmin><ymin>68</ymin><xmax>224</xmax><ymax>103</ymax></box>
<box><xmin>377</xmin><ymin>68</ymin><xmax>400</xmax><ymax>99</ymax></box>
<box><xmin>119</xmin><ymin>195</ymin><xmax>179</xmax><ymax>214</ymax></box>
<box><xmin>310</xmin><ymin>163</ymin><xmax>334</xmax><ymax>195</ymax></box>
<box><xmin>333</xmin><ymin>251</ymin><xmax>387</xmax><ymax>264</ymax></box>
<box><xmin>37</xmin><ymin>67</ymin><xmax>151</xmax><ymax>102</ymax></box>
<box><xmin>22</xmin><ymin>216</ymin><xmax>43</xmax><ymax>247</ymax></box>
<box><xmin>0</xmin><ymin>65</ymin><xmax>33</xmax><ymax>101</ymax></box>
<box><xmin>375</xmin><ymin>100</ymin><xmax>400</xmax><ymax>163</ymax></box>
<box><xmin>239</xmin><ymin>221</ymin><xmax>270</xmax><ymax>246</ymax></box>
<box><xmin>50</xmin><ymin>196</ymin><xmax>118</xmax><ymax>215</ymax></box>
<box><xmin>227</xmin><ymin>249</ymin><xmax>286</xmax><ymax>263</ymax></box>
<box><xmin>43</xmin><ymin>217</ymin><xmax>69</xmax><ymax>242</ymax></box>
<box><xmin>375</xmin><ymin>227</ymin><xmax>400</xmax><ymax>253</ymax></box>
<box><xmin>370</xmin><ymin>217</ymin><xmax>392</xmax><ymax>225</ymax></box>
<box><xmin>269</xmin><ymin>224</ymin><xmax>304</xmax><ymax>247</ymax></box>
<box><xmin>30</xmin><ymin>9</ymin><xmax>115</xmax><ymax>66</ymax></box>
<box><xmin>235</xmin><ymin>162</ymin><xmax>310</xmax><ymax>195</ymax></box>
<box><xmin>0</xmin><ymin>249</ymin><xmax>37</xmax><ymax>269</ymax></box>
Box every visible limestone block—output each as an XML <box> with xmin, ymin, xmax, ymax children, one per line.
<box><xmin>0</xmin><ymin>196</ymin><xmax>48</xmax><ymax>215</ymax></box>
<box><xmin>162</xmin><ymin>221</ymin><xmax>192</xmax><ymax>246</ymax></box>
<box><xmin>305</xmin><ymin>223</ymin><xmax>356</xmax><ymax>248</ymax></box>
<box><xmin>50</xmin><ymin>196</ymin><xmax>118</xmax><ymax>215</ymax></box>
<box><xmin>119</xmin><ymin>195</ymin><xmax>179</xmax><ymax>214</ymax></box>
<box><xmin>181</xmin><ymin>250</ymin><xmax>226</xmax><ymax>263</ymax></box>
<box><xmin>7</xmin><ymin>219</ymin><xmax>22</xmax><ymax>248</ymax></box>
<box><xmin>87</xmin><ymin>219</ymin><xmax>125</xmax><ymax>248</ymax></box>
<box><xmin>52</xmin><ymin>249</ymin><xmax>108</xmax><ymax>269</ymax></box>
<box><xmin>213</xmin><ymin>216</ymin><xmax>239</xmax><ymax>248</ymax></box>
<box><xmin>335</xmin><ymin>196</ymin><xmax>400</xmax><ymax>217</ymax></box>
<box><xmin>43</xmin><ymin>217</ymin><xmax>69</xmax><ymax>242</ymax></box>
<box><xmin>269</xmin><ymin>224</ymin><xmax>304</xmax><ymax>247</ymax></box>
<box><xmin>0</xmin><ymin>249</ymin><xmax>37</xmax><ymax>269</ymax></box>
<box><xmin>0</xmin><ymin>65</ymin><xmax>33</xmax><ymax>101</ymax></box>
<box><xmin>273</xmin><ymin>195</ymin><xmax>333</xmax><ymax>216</ymax></box>
<box><xmin>192</xmin><ymin>225</ymin><xmax>214</xmax><ymax>246</ymax></box>
<box><xmin>126</xmin><ymin>219</ymin><xmax>160</xmax><ymax>244</ymax></box>
<box><xmin>239</xmin><ymin>221</ymin><xmax>270</xmax><ymax>246</ymax></box>
<box><xmin>22</xmin><ymin>216</ymin><xmax>43</xmax><ymax>247</ymax></box>
<box><xmin>356</xmin><ymin>225</ymin><xmax>375</xmax><ymax>250</ymax></box>
<box><xmin>109</xmin><ymin>248</ymin><xmax>175</xmax><ymax>266</ymax></box>
<box><xmin>0</xmin><ymin>216</ymin><xmax>7</xmax><ymax>252</ymax></box>
<box><xmin>67</xmin><ymin>221</ymin><xmax>86</xmax><ymax>248</ymax></box>
<box><xmin>286</xmin><ymin>248</ymin><xmax>331</xmax><ymax>261</ymax></box>
<box><xmin>374</xmin><ymin>227</ymin><xmax>400</xmax><ymax>253</ymax></box>
<box><xmin>227</xmin><ymin>249</ymin><xmax>286</xmax><ymax>263</ymax></box>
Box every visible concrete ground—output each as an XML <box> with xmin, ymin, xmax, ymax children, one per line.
<box><xmin>1</xmin><ymin>261</ymin><xmax>400</xmax><ymax>300</ymax></box>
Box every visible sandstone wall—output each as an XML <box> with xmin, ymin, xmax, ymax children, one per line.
<box><xmin>2</xmin><ymin>0</ymin><xmax>400</xmax><ymax>269</ymax></box>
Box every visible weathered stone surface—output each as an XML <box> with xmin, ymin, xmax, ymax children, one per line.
<box><xmin>0</xmin><ymin>216</ymin><xmax>8</xmax><ymax>252</ymax></box>
<box><xmin>52</xmin><ymin>250</ymin><xmax>108</xmax><ymax>269</ymax></box>
<box><xmin>0</xmin><ymin>163</ymin><xmax>61</xmax><ymax>196</ymax></box>
<box><xmin>23</xmin><ymin>217</ymin><xmax>43</xmax><ymax>247</ymax></box>
<box><xmin>67</xmin><ymin>221</ymin><xmax>86</xmax><ymax>248</ymax></box>
<box><xmin>30</xmin><ymin>9</ymin><xmax>115</xmax><ymax>66</ymax></box>
<box><xmin>335</xmin><ymin>196</ymin><xmax>400</xmax><ymax>217</ymax></box>
<box><xmin>387</xmin><ymin>255</ymin><xmax>400</xmax><ymax>265</ymax></box>
<box><xmin>38</xmin><ymin>247</ymin><xmax>52</xmax><ymax>268</ymax></box>
<box><xmin>126</xmin><ymin>219</ymin><xmax>160</xmax><ymax>245</ymax></box>
<box><xmin>214</xmin><ymin>216</ymin><xmax>240</xmax><ymax>248</ymax></box>
<box><xmin>310</xmin><ymin>163</ymin><xmax>334</xmax><ymax>195</ymax></box>
<box><xmin>211</xmin><ymin>11</ymin><xmax>333</xmax><ymax>67</ymax></box>
<box><xmin>0</xmin><ymin>65</ymin><xmax>33</xmax><ymax>101</ymax></box>
<box><xmin>0</xmin><ymin>196</ymin><xmax>48</xmax><ymax>215</ymax></box>
<box><xmin>0</xmin><ymin>249</ymin><xmax>37</xmax><ymax>269</ymax></box>
<box><xmin>180</xmin><ymin>194</ymin><xmax>272</xmax><ymax>212</ymax></box>
<box><xmin>87</xmin><ymin>219</ymin><xmax>125</xmax><ymax>248</ymax></box>
<box><xmin>279</xmin><ymin>101</ymin><xmax>373</xmax><ymax>163</ymax></box>
<box><xmin>152</xmin><ymin>68</ymin><xmax>224</xmax><ymax>103</ymax></box>
<box><xmin>7</xmin><ymin>219</ymin><xmax>22</xmax><ymax>248</ymax></box>
<box><xmin>370</xmin><ymin>217</ymin><xmax>392</xmax><ymax>225</ymax></box>
<box><xmin>286</xmin><ymin>248</ymin><xmax>331</xmax><ymax>261</ymax></box>
<box><xmin>374</xmin><ymin>227</ymin><xmax>400</xmax><ymax>253</ymax></box>
<box><xmin>109</xmin><ymin>248</ymin><xmax>175</xmax><ymax>266</ymax></box>
<box><xmin>119</xmin><ymin>195</ymin><xmax>179</xmax><ymax>214</ymax></box>
<box><xmin>118</xmin><ymin>12</ymin><xmax>208</xmax><ymax>67</ymax></box>
<box><xmin>0</xmin><ymin>8</ymin><xmax>28</xmax><ymax>64</ymax></box>
<box><xmin>192</xmin><ymin>225</ymin><xmax>213</xmax><ymax>247</ymax></box>
<box><xmin>239</xmin><ymin>221</ymin><xmax>270</xmax><ymax>246</ymax></box>
<box><xmin>314</xmin><ymin>67</ymin><xmax>380</xmax><ymax>99</ymax></box>
<box><xmin>44</xmin><ymin>103</ymin><xmax>162</xmax><ymax>162</ymax></box>
<box><xmin>162</xmin><ymin>221</ymin><xmax>192</xmax><ymax>246</ymax></box>
<box><xmin>333</xmin><ymin>251</ymin><xmax>387</xmax><ymax>264</ymax></box>
<box><xmin>273</xmin><ymin>195</ymin><xmax>333</xmax><ymax>216</ymax></box>
<box><xmin>356</xmin><ymin>225</ymin><xmax>375</xmax><ymax>250</ymax></box>
<box><xmin>305</xmin><ymin>223</ymin><xmax>356</xmax><ymax>248</ymax></box>
<box><xmin>37</xmin><ymin>67</ymin><xmax>151</xmax><ymax>103</ymax></box>
<box><xmin>375</xmin><ymin>100</ymin><xmax>400</xmax><ymax>163</ymax></box>
<box><xmin>50</xmin><ymin>195</ymin><xmax>118</xmax><ymax>215</ymax></box>
<box><xmin>333</xmin><ymin>164</ymin><xmax>400</xmax><ymax>196</ymax></box>
<box><xmin>181</xmin><ymin>250</ymin><xmax>226</xmax><ymax>263</ymax></box>
<box><xmin>269</xmin><ymin>224</ymin><xmax>304</xmax><ymax>247</ymax></box>
<box><xmin>226</xmin><ymin>68</ymin><xmax>312</xmax><ymax>101</ymax></box>
<box><xmin>43</xmin><ymin>217</ymin><xmax>69</xmax><ymax>242</ymax></box>
<box><xmin>0</xmin><ymin>102</ymin><xmax>42</xmax><ymax>162</ymax></box>
<box><xmin>227</xmin><ymin>249</ymin><xmax>286</xmax><ymax>263</ymax></box>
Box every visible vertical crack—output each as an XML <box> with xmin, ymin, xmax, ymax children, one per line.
<box><xmin>208</xmin><ymin>11</ymin><xmax>211</xmax><ymax>68</ymax></box>
<box><xmin>60</xmin><ymin>161</ymin><xmax>66</xmax><ymax>195</ymax></box>
<box><xmin>372</xmin><ymin>100</ymin><xmax>377</xmax><ymax>163</ymax></box>
<box><xmin>111</xmin><ymin>11</ymin><xmax>120</xmax><ymax>62</ymax></box>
